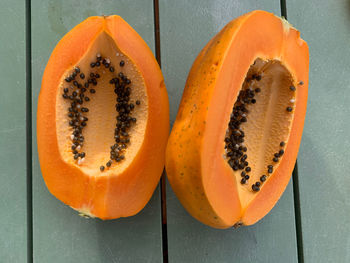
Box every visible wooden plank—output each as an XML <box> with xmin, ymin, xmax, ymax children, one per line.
<box><xmin>159</xmin><ymin>1</ymin><xmax>299</xmax><ymax>262</ymax></box>
<box><xmin>288</xmin><ymin>1</ymin><xmax>350</xmax><ymax>262</ymax></box>
<box><xmin>31</xmin><ymin>1</ymin><xmax>162</xmax><ymax>262</ymax></box>
<box><xmin>0</xmin><ymin>0</ymin><xmax>27</xmax><ymax>262</ymax></box>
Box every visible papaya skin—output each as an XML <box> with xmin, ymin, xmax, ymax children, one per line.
<box><xmin>37</xmin><ymin>16</ymin><xmax>169</xmax><ymax>219</ymax></box>
<box><xmin>166</xmin><ymin>10</ymin><xmax>309</xmax><ymax>228</ymax></box>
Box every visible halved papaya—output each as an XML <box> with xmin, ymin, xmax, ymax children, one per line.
<box><xmin>166</xmin><ymin>10</ymin><xmax>309</xmax><ymax>228</ymax></box>
<box><xmin>37</xmin><ymin>16</ymin><xmax>169</xmax><ymax>219</ymax></box>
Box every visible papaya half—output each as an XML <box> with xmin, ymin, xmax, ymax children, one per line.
<box><xmin>37</xmin><ymin>16</ymin><xmax>169</xmax><ymax>219</ymax></box>
<box><xmin>166</xmin><ymin>10</ymin><xmax>309</xmax><ymax>228</ymax></box>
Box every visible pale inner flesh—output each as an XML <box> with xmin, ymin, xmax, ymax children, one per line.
<box><xmin>225</xmin><ymin>58</ymin><xmax>296</xmax><ymax>207</ymax></box>
<box><xmin>56</xmin><ymin>31</ymin><xmax>148</xmax><ymax>176</ymax></box>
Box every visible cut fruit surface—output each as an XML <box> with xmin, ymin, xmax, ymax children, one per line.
<box><xmin>37</xmin><ymin>16</ymin><xmax>169</xmax><ymax>219</ymax></box>
<box><xmin>166</xmin><ymin>10</ymin><xmax>309</xmax><ymax>228</ymax></box>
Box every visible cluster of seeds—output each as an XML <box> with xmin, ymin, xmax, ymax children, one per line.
<box><xmin>100</xmin><ymin>66</ymin><xmax>141</xmax><ymax>172</ymax></box>
<box><xmin>225</xmin><ymin>68</ymin><xmax>304</xmax><ymax>192</ymax></box>
<box><xmin>62</xmin><ymin>53</ymin><xmax>141</xmax><ymax>171</ymax></box>
<box><xmin>224</xmin><ymin>74</ymin><xmax>262</xmax><ymax>188</ymax></box>
<box><xmin>63</xmin><ymin>66</ymin><xmax>96</xmax><ymax>165</ymax></box>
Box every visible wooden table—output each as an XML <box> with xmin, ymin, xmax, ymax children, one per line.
<box><xmin>1</xmin><ymin>0</ymin><xmax>349</xmax><ymax>262</ymax></box>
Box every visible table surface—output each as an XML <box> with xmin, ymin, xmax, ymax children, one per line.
<box><xmin>1</xmin><ymin>0</ymin><xmax>349</xmax><ymax>262</ymax></box>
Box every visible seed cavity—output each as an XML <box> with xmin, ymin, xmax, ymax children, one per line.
<box><xmin>61</xmin><ymin>54</ymin><xmax>142</xmax><ymax>171</ymax></box>
<box><xmin>224</xmin><ymin>59</ymin><xmax>296</xmax><ymax>193</ymax></box>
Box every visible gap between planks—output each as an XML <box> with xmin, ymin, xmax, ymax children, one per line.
<box><xmin>25</xmin><ymin>0</ymin><xmax>33</xmax><ymax>263</ymax></box>
<box><xmin>153</xmin><ymin>0</ymin><xmax>169</xmax><ymax>262</ymax></box>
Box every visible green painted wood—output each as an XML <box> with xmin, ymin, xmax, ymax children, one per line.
<box><xmin>288</xmin><ymin>1</ymin><xmax>350</xmax><ymax>262</ymax></box>
<box><xmin>0</xmin><ymin>0</ymin><xmax>27</xmax><ymax>262</ymax></box>
<box><xmin>159</xmin><ymin>1</ymin><xmax>299</xmax><ymax>262</ymax></box>
<box><xmin>31</xmin><ymin>1</ymin><xmax>162</xmax><ymax>262</ymax></box>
